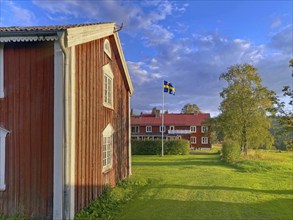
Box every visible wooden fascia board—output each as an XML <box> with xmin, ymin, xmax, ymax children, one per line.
<box><xmin>113</xmin><ymin>32</ymin><xmax>134</xmax><ymax>95</ymax></box>
<box><xmin>65</xmin><ymin>23</ymin><xmax>115</xmax><ymax>48</ymax></box>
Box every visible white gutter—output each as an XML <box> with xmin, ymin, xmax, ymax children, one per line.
<box><xmin>58</xmin><ymin>30</ymin><xmax>76</xmax><ymax>220</ymax></box>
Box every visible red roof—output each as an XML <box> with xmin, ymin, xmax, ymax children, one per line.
<box><xmin>131</xmin><ymin>113</ymin><xmax>210</xmax><ymax>126</ymax></box>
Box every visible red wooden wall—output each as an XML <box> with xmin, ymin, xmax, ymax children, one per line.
<box><xmin>0</xmin><ymin>42</ymin><xmax>54</xmax><ymax>219</ymax></box>
<box><xmin>135</xmin><ymin>125</ymin><xmax>211</xmax><ymax>148</ymax></box>
<box><xmin>74</xmin><ymin>36</ymin><xmax>130</xmax><ymax>213</ymax></box>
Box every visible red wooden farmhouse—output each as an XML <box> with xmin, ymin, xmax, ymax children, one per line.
<box><xmin>131</xmin><ymin>111</ymin><xmax>211</xmax><ymax>149</ymax></box>
<box><xmin>0</xmin><ymin>23</ymin><xmax>133</xmax><ymax>219</ymax></box>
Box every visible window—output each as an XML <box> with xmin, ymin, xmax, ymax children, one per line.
<box><xmin>102</xmin><ymin>124</ymin><xmax>114</xmax><ymax>172</ymax></box>
<box><xmin>201</xmin><ymin>126</ymin><xmax>208</xmax><ymax>133</ymax></box>
<box><xmin>104</xmin><ymin>39</ymin><xmax>111</xmax><ymax>59</ymax></box>
<box><xmin>160</xmin><ymin>125</ymin><xmax>165</xmax><ymax>132</ymax></box>
<box><xmin>202</xmin><ymin>137</ymin><xmax>208</xmax><ymax>144</ymax></box>
<box><xmin>0</xmin><ymin>43</ymin><xmax>4</xmax><ymax>98</ymax></box>
<box><xmin>190</xmin><ymin>137</ymin><xmax>196</xmax><ymax>144</ymax></box>
<box><xmin>131</xmin><ymin>126</ymin><xmax>139</xmax><ymax>133</ymax></box>
<box><xmin>103</xmin><ymin>64</ymin><xmax>114</xmax><ymax>109</ymax></box>
<box><xmin>146</xmin><ymin>126</ymin><xmax>152</xmax><ymax>133</ymax></box>
<box><xmin>0</xmin><ymin>127</ymin><xmax>9</xmax><ymax>191</ymax></box>
<box><xmin>169</xmin><ymin>126</ymin><xmax>174</xmax><ymax>131</ymax></box>
<box><xmin>190</xmin><ymin>126</ymin><xmax>196</xmax><ymax>133</ymax></box>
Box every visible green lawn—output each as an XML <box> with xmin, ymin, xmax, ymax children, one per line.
<box><xmin>112</xmin><ymin>151</ymin><xmax>293</xmax><ymax>220</ymax></box>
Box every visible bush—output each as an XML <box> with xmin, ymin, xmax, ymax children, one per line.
<box><xmin>221</xmin><ymin>139</ymin><xmax>241</xmax><ymax>162</ymax></box>
<box><xmin>132</xmin><ymin>140</ymin><xmax>161</xmax><ymax>155</ymax></box>
<box><xmin>164</xmin><ymin>140</ymin><xmax>190</xmax><ymax>155</ymax></box>
<box><xmin>132</xmin><ymin>140</ymin><xmax>190</xmax><ymax>155</ymax></box>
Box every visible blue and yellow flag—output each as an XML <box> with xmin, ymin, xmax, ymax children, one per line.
<box><xmin>164</xmin><ymin>80</ymin><xmax>175</xmax><ymax>95</ymax></box>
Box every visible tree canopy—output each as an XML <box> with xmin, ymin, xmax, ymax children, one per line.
<box><xmin>218</xmin><ymin>64</ymin><xmax>276</xmax><ymax>155</ymax></box>
<box><xmin>275</xmin><ymin>59</ymin><xmax>293</xmax><ymax>150</ymax></box>
<box><xmin>181</xmin><ymin>104</ymin><xmax>201</xmax><ymax>114</ymax></box>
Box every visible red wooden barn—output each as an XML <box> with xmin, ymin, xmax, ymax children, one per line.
<box><xmin>0</xmin><ymin>23</ymin><xmax>134</xmax><ymax>219</ymax></box>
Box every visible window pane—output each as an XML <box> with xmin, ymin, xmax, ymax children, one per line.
<box><xmin>102</xmin><ymin>134</ymin><xmax>113</xmax><ymax>169</ymax></box>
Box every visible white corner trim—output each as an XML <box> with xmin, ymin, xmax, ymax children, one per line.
<box><xmin>65</xmin><ymin>45</ymin><xmax>76</xmax><ymax>220</ymax></box>
<box><xmin>0</xmin><ymin>43</ymin><xmax>4</xmax><ymax>98</ymax></box>
<box><xmin>53</xmin><ymin>41</ymin><xmax>63</xmax><ymax>220</ymax></box>
<box><xmin>0</xmin><ymin>127</ymin><xmax>10</xmax><ymax>191</ymax></box>
<box><xmin>128</xmin><ymin>93</ymin><xmax>132</xmax><ymax>176</ymax></box>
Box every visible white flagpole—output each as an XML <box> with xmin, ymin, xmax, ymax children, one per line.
<box><xmin>162</xmin><ymin>81</ymin><xmax>164</xmax><ymax>156</ymax></box>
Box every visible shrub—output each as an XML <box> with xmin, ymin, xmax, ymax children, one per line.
<box><xmin>221</xmin><ymin>139</ymin><xmax>241</xmax><ymax>162</ymax></box>
<box><xmin>164</xmin><ymin>140</ymin><xmax>190</xmax><ymax>155</ymax></box>
<box><xmin>132</xmin><ymin>140</ymin><xmax>190</xmax><ymax>155</ymax></box>
<box><xmin>132</xmin><ymin>140</ymin><xmax>161</xmax><ymax>155</ymax></box>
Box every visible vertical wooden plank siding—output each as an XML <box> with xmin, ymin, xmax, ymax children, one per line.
<box><xmin>75</xmin><ymin>37</ymin><xmax>130</xmax><ymax>213</ymax></box>
<box><xmin>0</xmin><ymin>42</ymin><xmax>54</xmax><ymax>219</ymax></box>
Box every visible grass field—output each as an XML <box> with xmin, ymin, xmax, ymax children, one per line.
<box><xmin>76</xmin><ymin>150</ymin><xmax>293</xmax><ymax>220</ymax></box>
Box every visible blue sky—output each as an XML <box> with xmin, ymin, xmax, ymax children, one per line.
<box><xmin>1</xmin><ymin>0</ymin><xmax>292</xmax><ymax>116</ymax></box>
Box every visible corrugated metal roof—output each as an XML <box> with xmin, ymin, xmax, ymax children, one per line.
<box><xmin>0</xmin><ymin>22</ymin><xmax>112</xmax><ymax>32</ymax></box>
<box><xmin>131</xmin><ymin>113</ymin><xmax>210</xmax><ymax>126</ymax></box>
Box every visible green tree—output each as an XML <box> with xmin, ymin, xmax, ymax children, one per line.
<box><xmin>278</xmin><ymin>59</ymin><xmax>293</xmax><ymax>131</ymax></box>
<box><xmin>219</xmin><ymin>64</ymin><xmax>276</xmax><ymax>155</ymax></box>
<box><xmin>275</xmin><ymin>59</ymin><xmax>293</xmax><ymax>150</ymax></box>
<box><xmin>270</xmin><ymin>117</ymin><xmax>292</xmax><ymax>150</ymax></box>
<box><xmin>289</xmin><ymin>58</ymin><xmax>293</xmax><ymax>68</ymax></box>
<box><xmin>181</xmin><ymin>103</ymin><xmax>201</xmax><ymax>114</ymax></box>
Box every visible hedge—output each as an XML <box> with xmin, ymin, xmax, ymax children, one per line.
<box><xmin>131</xmin><ymin>140</ymin><xmax>190</xmax><ymax>155</ymax></box>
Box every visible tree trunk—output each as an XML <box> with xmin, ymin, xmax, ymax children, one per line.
<box><xmin>244</xmin><ymin>145</ymin><xmax>248</xmax><ymax>156</ymax></box>
<box><xmin>242</xmin><ymin>124</ymin><xmax>248</xmax><ymax>156</ymax></box>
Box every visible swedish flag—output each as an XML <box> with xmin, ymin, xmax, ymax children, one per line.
<box><xmin>164</xmin><ymin>80</ymin><xmax>175</xmax><ymax>95</ymax></box>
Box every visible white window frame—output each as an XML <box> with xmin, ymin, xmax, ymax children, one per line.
<box><xmin>103</xmin><ymin>64</ymin><xmax>114</xmax><ymax>109</ymax></box>
<box><xmin>102</xmin><ymin>124</ymin><xmax>114</xmax><ymax>172</ymax></box>
<box><xmin>104</xmin><ymin>39</ymin><xmax>111</xmax><ymax>59</ymax></box>
<box><xmin>190</xmin><ymin>137</ymin><xmax>196</xmax><ymax>144</ymax></box>
<box><xmin>190</xmin><ymin>126</ymin><xmax>196</xmax><ymax>133</ymax></box>
<box><xmin>160</xmin><ymin>125</ymin><xmax>165</xmax><ymax>132</ymax></box>
<box><xmin>146</xmin><ymin>126</ymin><xmax>152</xmax><ymax>133</ymax></box>
<box><xmin>131</xmin><ymin>126</ymin><xmax>139</xmax><ymax>133</ymax></box>
<box><xmin>0</xmin><ymin>127</ymin><xmax>9</xmax><ymax>191</ymax></box>
<box><xmin>0</xmin><ymin>43</ymin><xmax>4</xmax><ymax>98</ymax></box>
<box><xmin>201</xmin><ymin>126</ymin><xmax>208</xmax><ymax>133</ymax></box>
<box><xmin>201</xmin><ymin>137</ymin><xmax>208</xmax><ymax>144</ymax></box>
<box><xmin>169</xmin><ymin>125</ymin><xmax>174</xmax><ymax>131</ymax></box>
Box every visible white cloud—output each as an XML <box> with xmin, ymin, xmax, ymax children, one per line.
<box><xmin>2</xmin><ymin>1</ymin><xmax>36</xmax><ymax>26</ymax></box>
<box><xmin>32</xmin><ymin>0</ymin><xmax>183</xmax><ymax>46</ymax></box>
<box><xmin>3</xmin><ymin>1</ymin><xmax>290</xmax><ymax>116</ymax></box>
<box><xmin>127</xmin><ymin>61</ymin><xmax>163</xmax><ymax>85</ymax></box>
<box><xmin>32</xmin><ymin>0</ymin><xmax>80</xmax><ymax>16</ymax></box>
<box><xmin>271</xmin><ymin>17</ymin><xmax>282</xmax><ymax>28</ymax></box>
<box><xmin>129</xmin><ymin>27</ymin><xmax>292</xmax><ymax>114</ymax></box>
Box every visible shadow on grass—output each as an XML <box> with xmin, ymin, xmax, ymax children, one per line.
<box><xmin>150</xmin><ymin>184</ymin><xmax>293</xmax><ymax>196</ymax></box>
<box><xmin>132</xmin><ymin>156</ymin><xmax>229</xmax><ymax>168</ymax></box>
<box><xmin>116</xmin><ymin>198</ymin><xmax>293</xmax><ymax>220</ymax></box>
<box><xmin>190</xmin><ymin>151</ymin><xmax>220</xmax><ymax>155</ymax></box>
